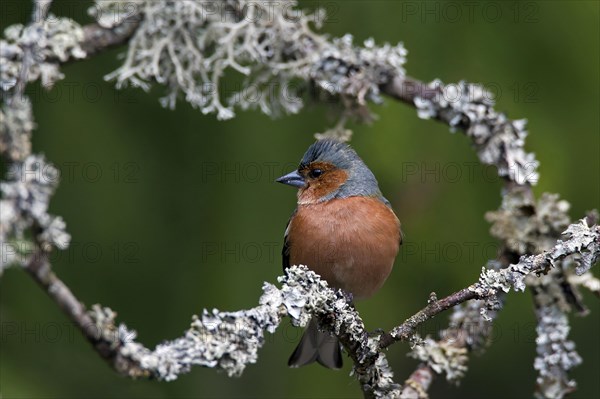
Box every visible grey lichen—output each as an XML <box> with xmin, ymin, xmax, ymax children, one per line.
<box><xmin>529</xmin><ymin>262</ymin><xmax>586</xmax><ymax>398</ymax></box>
<box><xmin>89</xmin><ymin>0</ymin><xmax>145</xmax><ymax>29</ymax></box>
<box><xmin>282</xmin><ymin>266</ymin><xmax>401</xmax><ymax>397</ymax></box>
<box><xmin>0</xmin><ymin>155</ymin><xmax>70</xmax><ymax>272</ymax></box>
<box><xmin>486</xmin><ymin>191</ymin><xmax>571</xmax><ymax>254</ymax></box>
<box><xmin>89</xmin><ymin>282</ymin><xmax>287</xmax><ymax>380</ymax></box>
<box><xmin>485</xmin><ymin>189</ymin><xmax>596</xmax><ymax>399</ymax></box>
<box><xmin>407</xmin><ymin>272</ymin><xmax>502</xmax><ymax>386</ymax></box>
<box><xmin>473</xmin><ymin>219</ymin><xmax>599</xmax><ymax>398</ymax></box>
<box><xmin>0</xmin><ymin>10</ymin><xmax>80</xmax><ymax>274</ymax></box>
<box><xmin>567</xmin><ymin>271</ymin><xmax>600</xmax><ymax>296</ymax></box>
<box><xmin>426</xmin><ymin>219</ymin><xmax>599</xmax><ymax>393</ymax></box>
<box><xmin>408</xmin><ymin>336</ymin><xmax>469</xmax><ymax>383</ymax></box>
<box><xmin>95</xmin><ymin>0</ymin><xmax>406</xmax><ymax>123</ymax></box>
<box><xmin>0</xmin><ymin>96</ymin><xmax>34</xmax><ymax>161</ymax></box>
<box><xmin>533</xmin><ymin>304</ymin><xmax>582</xmax><ymax>399</ymax></box>
<box><xmin>86</xmin><ymin>265</ymin><xmax>399</xmax><ymax>396</ymax></box>
<box><xmin>445</xmin><ymin>269</ymin><xmax>502</xmax><ymax>352</ymax></box>
<box><xmin>0</xmin><ymin>15</ymin><xmax>86</xmax><ymax>91</ymax></box>
<box><xmin>551</xmin><ymin>219</ymin><xmax>600</xmax><ymax>276</ymax></box>
<box><xmin>310</xmin><ymin>34</ymin><xmax>407</xmax><ymax>108</ymax></box>
<box><xmin>414</xmin><ymin>80</ymin><xmax>539</xmax><ymax>185</ymax></box>
<box><xmin>474</xmin><ymin>218</ymin><xmax>600</xmax><ymax>296</ymax></box>
<box><xmin>399</xmin><ymin>364</ymin><xmax>433</xmax><ymax>399</ymax></box>
<box><xmin>523</xmin><ymin>215</ymin><xmax>600</xmax><ymax>315</ymax></box>
<box><xmin>356</xmin><ymin>347</ymin><xmax>400</xmax><ymax>398</ymax></box>
<box><xmin>86</xmin><ymin>283</ymin><xmax>287</xmax><ymax>380</ymax></box>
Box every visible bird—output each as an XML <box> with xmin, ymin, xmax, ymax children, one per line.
<box><xmin>276</xmin><ymin>138</ymin><xmax>402</xmax><ymax>369</ymax></box>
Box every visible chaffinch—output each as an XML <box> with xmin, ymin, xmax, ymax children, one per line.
<box><xmin>276</xmin><ymin>139</ymin><xmax>402</xmax><ymax>369</ymax></box>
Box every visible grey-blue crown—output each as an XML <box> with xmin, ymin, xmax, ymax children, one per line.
<box><xmin>299</xmin><ymin>139</ymin><xmax>356</xmax><ymax>170</ymax></box>
<box><xmin>299</xmin><ymin>139</ymin><xmax>388</xmax><ymax>203</ymax></box>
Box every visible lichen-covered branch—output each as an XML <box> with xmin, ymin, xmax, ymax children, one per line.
<box><xmin>0</xmin><ymin>153</ymin><xmax>71</xmax><ymax>273</ymax></box>
<box><xmin>21</xmin><ymin>221</ymin><xmax>598</xmax><ymax>397</ymax></box>
<box><xmin>379</xmin><ymin>288</ymin><xmax>476</xmax><ymax>348</ymax></box>
<box><xmin>379</xmin><ymin>219</ymin><xmax>600</xmax><ymax>348</ymax></box>
<box><xmin>2</xmin><ymin>0</ymin><xmax>541</xmax><ymax>185</ymax></box>
<box><xmin>1</xmin><ymin>1</ymin><xmax>599</xmax><ymax>398</ymax></box>
<box><xmin>24</xmin><ymin>249</ymin><xmax>151</xmax><ymax>376</ymax></box>
<box><xmin>1</xmin><ymin>17</ymin><xmax>86</xmax><ymax>93</ymax></box>
<box><xmin>399</xmin><ymin>364</ymin><xmax>434</xmax><ymax>399</ymax></box>
<box><xmin>26</xmin><ymin>254</ymin><xmax>400</xmax><ymax>397</ymax></box>
<box><xmin>382</xmin><ymin>75</ymin><xmax>538</xmax><ymax>185</ymax></box>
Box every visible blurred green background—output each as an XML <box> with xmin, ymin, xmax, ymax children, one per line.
<box><xmin>1</xmin><ymin>1</ymin><xmax>599</xmax><ymax>398</ymax></box>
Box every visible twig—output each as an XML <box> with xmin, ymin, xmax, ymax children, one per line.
<box><xmin>32</xmin><ymin>0</ymin><xmax>52</xmax><ymax>22</ymax></box>
<box><xmin>380</xmin><ymin>219</ymin><xmax>599</xmax><ymax>349</ymax></box>
<box><xmin>79</xmin><ymin>14</ymin><xmax>143</xmax><ymax>58</ymax></box>
<box><xmin>379</xmin><ymin>288</ymin><xmax>476</xmax><ymax>348</ymax></box>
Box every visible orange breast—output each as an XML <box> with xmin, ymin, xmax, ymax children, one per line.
<box><xmin>287</xmin><ymin>196</ymin><xmax>401</xmax><ymax>299</ymax></box>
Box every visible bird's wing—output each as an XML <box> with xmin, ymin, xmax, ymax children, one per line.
<box><xmin>282</xmin><ymin>209</ymin><xmax>297</xmax><ymax>272</ymax></box>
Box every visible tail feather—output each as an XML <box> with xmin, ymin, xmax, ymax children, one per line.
<box><xmin>288</xmin><ymin>319</ymin><xmax>342</xmax><ymax>369</ymax></box>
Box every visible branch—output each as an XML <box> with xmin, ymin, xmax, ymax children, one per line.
<box><xmin>1</xmin><ymin>1</ymin><xmax>598</xmax><ymax>398</ymax></box>
<box><xmin>379</xmin><ymin>219</ymin><xmax>600</xmax><ymax>349</ymax></box>
<box><xmin>79</xmin><ymin>14</ymin><xmax>142</xmax><ymax>58</ymax></box>
<box><xmin>399</xmin><ymin>364</ymin><xmax>434</xmax><ymax>399</ymax></box>
<box><xmin>379</xmin><ymin>288</ymin><xmax>476</xmax><ymax>348</ymax></box>
<box><xmin>25</xmin><ymin>249</ymin><xmax>150</xmax><ymax>376</ymax></box>
<box><xmin>25</xmin><ymin>252</ymin><xmax>400</xmax><ymax>397</ymax></box>
<box><xmin>22</xmin><ymin>217</ymin><xmax>600</xmax><ymax>397</ymax></box>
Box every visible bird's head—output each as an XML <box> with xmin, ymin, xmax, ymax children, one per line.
<box><xmin>276</xmin><ymin>139</ymin><xmax>385</xmax><ymax>205</ymax></box>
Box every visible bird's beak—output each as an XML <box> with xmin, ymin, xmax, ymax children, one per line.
<box><xmin>276</xmin><ymin>170</ymin><xmax>306</xmax><ymax>188</ymax></box>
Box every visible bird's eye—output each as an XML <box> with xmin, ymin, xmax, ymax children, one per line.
<box><xmin>309</xmin><ymin>168</ymin><xmax>323</xmax><ymax>178</ymax></box>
